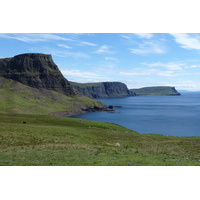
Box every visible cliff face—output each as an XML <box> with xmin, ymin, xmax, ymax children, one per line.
<box><xmin>70</xmin><ymin>81</ymin><xmax>135</xmax><ymax>98</ymax></box>
<box><xmin>130</xmin><ymin>86</ymin><xmax>181</xmax><ymax>96</ymax></box>
<box><xmin>0</xmin><ymin>53</ymin><xmax>76</xmax><ymax>96</ymax></box>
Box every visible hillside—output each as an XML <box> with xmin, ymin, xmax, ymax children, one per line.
<box><xmin>130</xmin><ymin>86</ymin><xmax>180</xmax><ymax>96</ymax></box>
<box><xmin>70</xmin><ymin>81</ymin><xmax>135</xmax><ymax>98</ymax></box>
<box><xmin>0</xmin><ymin>113</ymin><xmax>199</xmax><ymax>166</ymax></box>
<box><xmin>0</xmin><ymin>53</ymin><xmax>106</xmax><ymax>115</ymax></box>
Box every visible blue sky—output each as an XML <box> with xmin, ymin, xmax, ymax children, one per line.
<box><xmin>1</xmin><ymin>33</ymin><xmax>200</xmax><ymax>91</ymax></box>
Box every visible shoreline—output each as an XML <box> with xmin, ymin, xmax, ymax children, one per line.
<box><xmin>48</xmin><ymin>106</ymin><xmax>106</xmax><ymax>117</ymax></box>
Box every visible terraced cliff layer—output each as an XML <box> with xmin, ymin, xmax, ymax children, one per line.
<box><xmin>130</xmin><ymin>86</ymin><xmax>181</xmax><ymax>96</ymax></box>
<box><xmin>70</xmin><ymin>81</ymin><xmax>136</xmax><ymax>98</ymax></box>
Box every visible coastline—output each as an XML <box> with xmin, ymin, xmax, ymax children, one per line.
<box><xmin>48</xmin><ymin>106</ymin><xmax>106</xmax><ymax>117</ymax></box>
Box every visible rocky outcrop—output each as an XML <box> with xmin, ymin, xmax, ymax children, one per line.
<box><xmin>0</xmin><ymin>53</ymin><xmax>106</xmax><ymax>115</ymax></box>
<box><xmin>70</xmin><ymin>81</ymin><xmax>136</xmax><ymax>98</ymax></box>
<box><xmin>129</xmin><ymin>86</ymin><xmax>181</xmax><ymax>96</ymax></box>
<box><xmin>0</xmin><ymin>53</ymin><xmax>76</xmax><ymax>96</ymax></box>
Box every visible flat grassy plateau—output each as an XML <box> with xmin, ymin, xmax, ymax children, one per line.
<box><xmin>0</xmin><ymin>113</ymin><xmax>200</xmax><ymax>166</ymax></box>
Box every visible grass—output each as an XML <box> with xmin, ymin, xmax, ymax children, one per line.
<box><xmin>0</xmin><ymin>113</ymin><xmax>199</xmax><ymax>166</ymax></box>
<box><xmin>0</xmin><ymin>77</ymin><xmax>105</xmax><ymax>115</ymax></box>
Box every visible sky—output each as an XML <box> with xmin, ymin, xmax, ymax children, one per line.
<box><xmin>1</xmin><ymin>33</ymin><xmax>200</xmax><ymax>91</ymax></box>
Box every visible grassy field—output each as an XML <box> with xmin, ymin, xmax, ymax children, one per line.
<box><xmin>0</xmin><ymin>113</ymin><xmax>199</xmax><ymax>166</ymax></box>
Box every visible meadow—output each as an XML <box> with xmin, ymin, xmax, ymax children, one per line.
<box><xmin>0</xmin><ymin>113</ymin><xmax>199</xmax><ymax>166</ymax></box>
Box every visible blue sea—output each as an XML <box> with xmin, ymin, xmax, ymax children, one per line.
<box><xmin>72</xmin><ymin>92</ymin><xmax>200</xmax><ymax>137</ymax></box>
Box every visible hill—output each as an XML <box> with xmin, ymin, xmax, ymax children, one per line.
<box><xmin>130</xmin><ymin>86</ymin><xmax>180</xmax><ymax>96</ymax></box>
<box><xmin>70</xmin><ymin>81</ymin><xmax>136</xmax><ymax>98</ymax></box>
<box><xmin>0</xmin><ymin>53</ymin><xmax>106</xmax><ymax>115</ymax></box>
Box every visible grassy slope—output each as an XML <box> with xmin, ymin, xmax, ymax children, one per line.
<box><xmin>0</xmin><ymin>113</ymin><xmax>199</xmax><ymax>166</ymax></box>
<box><xmin>0</xmin><ymin>77</ymin><xmax>105</xmax><ymax>115</ymax></box>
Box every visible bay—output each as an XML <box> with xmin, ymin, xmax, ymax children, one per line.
<box><xmin>72</xmin><ymin>92</ymin><xmax>200</xmax><ymax>137</ymax></box>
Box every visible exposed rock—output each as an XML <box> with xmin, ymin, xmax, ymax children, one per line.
<box><xmin>70</xmin><ymin>81</ymin><xmax>136</xmax><ymax>98</ymax></box>
<box><xmin>49</xmin><ymin>105</ymin><xmax>106</xmax><ymax>117</ymax></box>
<box><xmin>0</xmin><ymin>53</ymin><xmax>76</xmax><ymax>96</ymax></box>
<box><xmin>0</xmin><ymin>53</ymin><xmax>106</xmax><ymax>115</ymax></box>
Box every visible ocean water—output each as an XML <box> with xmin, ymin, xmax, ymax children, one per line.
<box><xmin>72</xmin><ymin>92</ymin><xmax>200</xmax><ymax>137</ymax></box>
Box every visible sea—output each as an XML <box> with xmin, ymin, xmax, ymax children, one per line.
<box><xmin>71</xmin><ymin>92</ymin><xmax>200</xmax><ymax>137</ymax></box>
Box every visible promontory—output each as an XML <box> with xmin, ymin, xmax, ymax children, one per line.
<box><xmin>0</xmin><ymin>53</ymin><xmax>106</xmax><ymax>115</ymax></box>
<box><xmin>130</xmin><ymin>86</ymin><xmax>180</xmax><ymax>96</ymax></box>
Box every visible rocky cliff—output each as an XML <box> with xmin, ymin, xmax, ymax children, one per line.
<box><xmin>130</xmin><ymin>86</ymin><xmax>181</xmax><ymax>95</ymax></box>
<box><xmin>0</xmin><ymin>53</ymin><xmax>106</xmax><ymax>115</ymax></box>
<box><xmin>70</xmin><ymin>81</ymin><xmax>135</xmax><ymax>98</ymax></box>
<box><xmin>0</xmin><ymin>53</ymin><xmax>76</xmax><ymax>96</ymax></box>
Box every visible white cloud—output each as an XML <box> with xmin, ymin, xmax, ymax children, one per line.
<box><xmin>133</xmin><ymin>33</ymin><xmax>153</xmax><ymax>39</ymax></box>
<box><xmin>104</xmin><ymin>57</ymin><xmax>119</xmax><ymax>62</ymax></box>
<box><xmin>0</xmin><ymin>33</ymin><xmax>73</xmax><ymax>43</ymax></box>
<box><xmin>184</xmin><ymin>64</ymin><xmax>200</xmax><ymax>69</ymax></box>
<box><xmin>170</xmin><ymin>33</ymin><xmax>200</xmax><ymax>50</ymax></box>
<box><xmin>58</xmin><ymin>44</ymin><xmax>72</xmax><ymax>49</ymax></box>
<box><xmin>119</xmin><ymin>68</ymin><xmax>176</xmax><ymax>77</ymax></box>
<box><xmin>121</xmin><ymin>33</ymin><xmax>153</xmax><ymax>40</ymax></box>
<box><xmin>30</xmin><ymin>47</ymin><xmax>89</xmax><ymax>58</ymax></box>
<box><xmin>144</xmin><ymin>62</ymin><xmax>184</xmax><ymax>70</ymax></box>
<box><xmin>61</xmin><ymin>69</ymin><xmax>105</xmax><ymax>79</ymax></box>
<box><xmin>94</xmin><ymin>45</ymin><xmax>114</xmax><ymax>54</ymax></box>
<box><xmin>121</xmin><ymin>34</ymin><xmax>133</xmax><ymax>40</ymax></box>
<box><xmin>50</xmin><ymin>51</ymin><xmax>89</xmax><ymax>58</ymax></box>
<box><xmin>130</xmin><ymin>41</ymin><xmax>166</xmax><ymax>55</ymax></box>
<box><xmin>80</xmin><ymin>41</ymin><xmax>97</xmax><ymax>46</ymax></box>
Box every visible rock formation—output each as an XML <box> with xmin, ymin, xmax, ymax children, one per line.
<box><xmin>0</xmin><ymin>53</ymin><xmax>106</xmax><ymax>115</ymax></box>
<box><xmin>70</xmin><ymin>81</ymin><xmax>136</xmax><ymax>98</ymax></box>
<box><xmin>0</xmin><ymin>53</ymin><xmax>76</xmax><ymax>96</ymax></box>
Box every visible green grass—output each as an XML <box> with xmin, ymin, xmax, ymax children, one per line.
<box><xmin>0</xmin><ymin>113</ymin><xmax>199</xmax><ymax>166</ymax></box>
<box><xmin>0</xmin><ymin>77</ymin><xmax>105</xmax><ymax>115</ymax></box>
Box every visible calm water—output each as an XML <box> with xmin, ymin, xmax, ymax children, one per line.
<box><xmin>72</xmin><ymin>92</ymin><xmax>200</xmax><ymax>136</ymax></box>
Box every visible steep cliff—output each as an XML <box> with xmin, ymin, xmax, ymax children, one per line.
<box><xmin>0</xmin><ymin>53</ymin><xmax>76</xmax><ymax>96</ymax></box>
<box><xmin>0</xmin><ymin>53</ymin><xmax>106</xmax><ymax>115</ymax></box>
<box><xmin>70</xmin><ymin>81</ymin><xmax>135</xmax><ymax>98</ymax></box>
<box><xmin>130</xmin><ymin>86</ymin><xmax>181</xmax><ymax>95</ymax></box>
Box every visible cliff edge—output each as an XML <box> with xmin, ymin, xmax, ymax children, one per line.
<box><xmin>0</xmin><ymin>53</ymin><xmax>76</xmax><ymax>96</ymax></box>
<box><xmin>129</xmin><ymin>86</ymin><xmax>180</xmax><ymax>96</ymax></box>
<box><xmin>70</xmin><ymin>81</ymin><xmax>136</xmax><ymax>98</ymax></box>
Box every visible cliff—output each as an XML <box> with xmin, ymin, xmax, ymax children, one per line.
<box><xmin>129</xmin><ymin>86</ymin><xmax>181</xmax><ymax>96</ymax></box>
<box><xmin>0</xmin><ymin>53</ymin><xmax>76</xmax><ymax>96</ymax></box>
<box><xmin>0</xmin><ymin>53</ymin><xmax>106</xmax><ymax>115</ymax></box>
<box><xmin>70</xmin><ymin>81</ymin><xmax>136</xmax><ymax>98</ymax></box>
